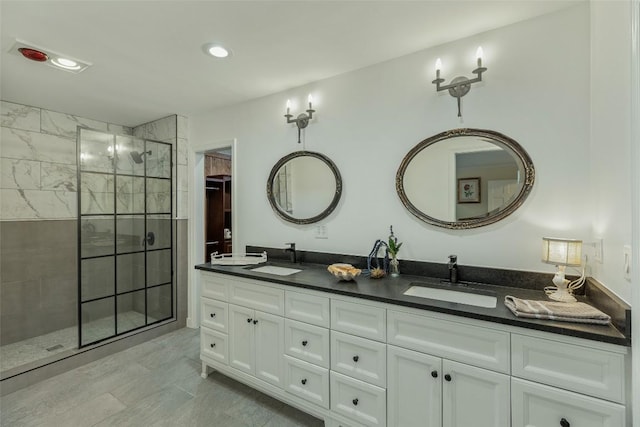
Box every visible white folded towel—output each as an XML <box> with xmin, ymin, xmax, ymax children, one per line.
<box><xmin>504</xmin><ymin>296</ymin><xmax>611</xmax><ymax>325</ymax></box>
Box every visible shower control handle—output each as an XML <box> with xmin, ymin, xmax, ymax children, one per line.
<box><xmin>146</xmin><ymin>231</ymin><xmax>155</xmax><ymax>246</ymax></box>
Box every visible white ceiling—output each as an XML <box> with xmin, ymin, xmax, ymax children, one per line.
<box><xmin>1</xmin><ymin>1</ymin><xmax>578</xmax><ymax>127</ymax></box>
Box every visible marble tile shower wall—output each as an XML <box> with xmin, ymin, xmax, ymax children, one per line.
<box><xmin>1</xmin><ymin>101</ymin><xmax>133</xmax><ymax>220</ymax></box>
<box><xmin>0</xmin><ymin>101</ymin><xmax>190</xmax><ymax>346</ymax></box>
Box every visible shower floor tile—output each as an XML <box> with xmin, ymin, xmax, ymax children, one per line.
<box><xmin>0</xmin><ymin>325</ymin><xmax>77</xmax><ymax>373</ymax></box>
<box><xmin>1</xmin><ymin>311</ymin><xmax>154</xmax><ymax>375</ymax></box>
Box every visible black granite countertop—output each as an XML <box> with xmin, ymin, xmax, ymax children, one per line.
<box><xmin>195</xmin><ymin>260</ymin><xmax>631</xmax><ymax>347</ymax></box>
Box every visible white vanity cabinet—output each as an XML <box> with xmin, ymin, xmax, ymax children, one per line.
<box><xmin>198</xmin><ymin>270</ymin><xmax>630</xmax><ymax>427</ymax></box>
<box><xmin>386</xmin><ymin>310</ymin><xmax>511</xmax><ymax>427</ymax></box>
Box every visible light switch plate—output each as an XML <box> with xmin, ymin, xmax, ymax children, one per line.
<box><xmin>314</xmin><ymin>224</ymin><xmax>328</xmax><ymax>239</ymax></box>
<box><xmin>593</xmin><ymin>238</ymin><xmax>603</xmax><ymax>263</ymax></box>
<box><xmin>623</xmin><ymin>245</ymin><xmax>632</xmax><ymax>281</ymax></box>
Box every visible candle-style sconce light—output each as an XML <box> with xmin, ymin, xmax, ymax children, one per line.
<box><xmin>432</xmin><ymin>47</ymin><xmax>487</xmax><ymax>117</ymax></box>
<box><xmin>285</xmin><ymin>95</ymin><xmax>315</xmax><ymax>143</ymax></box>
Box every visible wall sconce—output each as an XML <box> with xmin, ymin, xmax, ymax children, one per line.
<box><xmin>541</xmin><ymin>237</ymin><xmax>585</xmax><ymax>302</ymax></box>
<box><xmin>285</xmin><ymin>95</ymin><xmax>315</xmax><ymax>144</ymax></box>
<box><xmin>432</xmin><ymin>47</ymin><xmax>487</xmax><ymax>117</ymax></box>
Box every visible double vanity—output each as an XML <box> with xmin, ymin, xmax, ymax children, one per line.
<box><xmin>195</xmin><ymin>260</ymin><xmax>631</xmax><ymax>427</ymax></box>
<box><xmin>195</xmin><ymin>127</ymin><xmax>630</xmax><ymax>426</ymax></box>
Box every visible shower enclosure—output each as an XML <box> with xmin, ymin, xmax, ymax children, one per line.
<box><xmin>78</xmin><ymin>128</ymin><xmax>174</xmax><ymax>347</ymax></box>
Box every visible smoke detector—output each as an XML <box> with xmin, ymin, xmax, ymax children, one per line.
<box><xmin>10</xmin><ymin>39</ymin><xmax>91</xmax><ymax>74</ymax></box>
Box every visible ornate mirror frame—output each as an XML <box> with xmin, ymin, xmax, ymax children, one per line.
<box><xmin>267</xmin><ymin>150</ymin><xmax>343</xmax><ymax>225</ymax></box>
<box><xmin>396</xmin><ymin>128</ymin><xmax>535</xmax><ymax>229</ymax></box>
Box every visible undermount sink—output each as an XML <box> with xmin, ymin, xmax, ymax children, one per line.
<box><xmin>403</xmin><ymin>283</ymin><xmax>497</xmax><ymax>308</ymax></box>
<box><xmin>250</xmin><ymin>265</ymin><xmax>302</xmax><ymax>276</ymax></box>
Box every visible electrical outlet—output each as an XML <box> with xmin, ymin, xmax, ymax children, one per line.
<box><xmin>623</xmin><ymin>245</ymin><xmax>631</xmax><ymax>281</ymax></box>
<box><xmin>314</xmin><ymin>225</ymin><xmax>328</xmax><ymax>239</ymax></box>
<box><xmin>593</xmin><ymin>238</ymin><xmax>603</xmax><ymax>263</ymax></box>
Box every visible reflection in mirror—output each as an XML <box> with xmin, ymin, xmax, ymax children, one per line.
<box><xmin>397</xmin><ymin>128</ymin><xmax>534</xmax><ymax>229</ymax></box>
<box><xmin>267</xmin><ymin>151</ymin><xmax>342</xmax><ymax>224</ymax></box>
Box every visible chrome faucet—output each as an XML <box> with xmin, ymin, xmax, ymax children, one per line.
<box><xmin>448</xmin><ymin>255</ymin><xmax>458</xmax><ymax>284</ymax></box>
<box><xmin>284</xmin><ymin>243</ymin><xmax>297</xmax><ymax>263</ymax></box>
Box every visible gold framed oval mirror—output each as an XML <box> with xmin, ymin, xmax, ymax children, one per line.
<box><xmin>396</xmin><ymin>128</ymin><xmax>535</xmax><ymax>229</ymax></box>
<box><xmin>267</xmin><ymin>151</ymin><xmax>342</xmax><ymax>225</ymax></box>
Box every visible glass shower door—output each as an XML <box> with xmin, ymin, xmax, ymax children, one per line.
<box><xmin>78</xmin><ymin>128</ymin><xmax>173</xmax><ymax>347</ymax></box>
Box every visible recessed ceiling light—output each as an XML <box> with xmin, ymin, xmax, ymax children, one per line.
<box><xmin>203</xmin><ymin>43</ymin><xmax>232</xmax><ymax>59</ymax></box>
<box><xmin>51</xmin><ymin>57</ymin><xmax>81</xmax><ymax>70</ymax></box>
<box><xmin>10</xmin><ymin>39</ymin><xmax>91</xmax><ymax>74</ymax></box>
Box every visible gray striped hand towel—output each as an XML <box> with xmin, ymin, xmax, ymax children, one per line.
<box><xmin>504</xmin><ymin>296</ymin><xmax>611</xmax><ymax>325</ymax></box>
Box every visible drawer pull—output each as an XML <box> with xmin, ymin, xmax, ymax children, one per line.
<box><xmin>352</xmin><ymin>398</ymin><xmax>359</xmax><ymax>406</ymax></box>
<box><xmin>353</xmin><ymin>355</ymin><xmax>359</xmax><ymax>362</ymax></box>
<box><xmin>302</xmin><ymin>340</ymin><xmax>308</xmax><ymax>347</ymax></box>
<box><xmin>431</xmin><ymin>370</ymin><xmax>438</xmax><ymax>378</ymax></box>
<box><xmin>560</xmin><ymin>419</ymin><xmax>570</xmax><ymax>427</ymax></box>
<box><xmin>301</xmin><ymin>378</ymin><xmax>307</xmax><ymax>385</ymax></box>
<box><xmin>210</xmin><ymin>313</ymin><xmax>216</xmax><ymax>318</ymax></box>
<box><xmin>247</xmin><ymin>318</ymin><xmax>252</xmax><ymax>323</ymax></box>
<box><xmin>210</xmin><ymin>343</ymin><xmax>216</xmax><ymax>348</ymax></box>
<box><xmin>253</xmin><ymin>319</ymin><xmax>258</xmax><ymax>325</ymax></box>
<box><xmin>444</xmin><ymin>374</ymin><xmax>452</xmax><ymax>382</ymax></box>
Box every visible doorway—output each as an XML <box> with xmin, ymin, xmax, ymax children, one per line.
<box><xmin>204</xmin><ymin>150</ymin><xmax>233</xmax><ymax>259</ymax></box>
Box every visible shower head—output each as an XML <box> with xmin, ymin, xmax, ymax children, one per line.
<box><xmin>130</xmin><ymin>150</ymin><xmax>152</xmax><ymax>164</ymax></box>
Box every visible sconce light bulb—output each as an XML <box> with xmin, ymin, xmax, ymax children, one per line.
<box><xmin>286</xmin><ymin>99</ymin><xmax>291</xmax><ymax>109</ymax></box>
<box><xmin>476</xmin><ymin>46</ymin><xmax>484</xmax><ymax>67</ymax></box>
<box><xmin>435</xmin><ymin>58</ymin><xmax>442</xmax><ymax>72</ymax></box>
<box><xmin>308</xmin><ymin>94</ymin><xmax>313</xmax><ymax>109</ymax></box>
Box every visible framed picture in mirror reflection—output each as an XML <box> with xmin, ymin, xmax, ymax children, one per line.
<box><xmin>458</xmin><ymin>177</ymin><xmax>481</xmax><ymax>203</ymax></box>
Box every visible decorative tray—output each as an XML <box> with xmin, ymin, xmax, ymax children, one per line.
<box><xmin>210</xmin><ymin>251</ymin><xmax>268</xmax><ymax>265</ymax></box>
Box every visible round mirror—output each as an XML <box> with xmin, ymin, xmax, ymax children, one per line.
<box><xmin>396</xmin><ymin>128</ymin><xmax>534</xmax><ymax>229</ymax></box>
<box><xmin>267</xmin><ymin>151</ymin><xmax>342</xmax><ymax>224</ymax></box>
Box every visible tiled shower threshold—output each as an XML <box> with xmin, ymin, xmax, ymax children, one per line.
<box><xmin>1</xmin><ymin>312</ymin><xmax>167</xmax><ymax>381</ymax></box>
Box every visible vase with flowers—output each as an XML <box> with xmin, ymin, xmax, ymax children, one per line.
<box><xmin>388</xmin><ymin>226</ymin><xmax>402</xmax><ymax>277</ymax></box>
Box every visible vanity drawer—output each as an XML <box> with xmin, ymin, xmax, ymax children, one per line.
<box><xmin>284</xmin><ymin>355</ymin><xmax>329</xmax><ymax>409</ymax></box>
<box><xmin>200</xmin><ymin>327</ymin><xmax>228</xmax><ymax>365</ymax></box>
<box><xmin>330</xmin><ymin>371</ymin><xmax>386</xmax><ymax>427</ymax></box>
<box><xmin>331</xmin><ymin>299</ymin><xmax>386</xmax><ymax>342</ymax></box>
<box><xmin>387</xmin><ymin>310</ymin><xmax>510</xmax><ymax>374</ymax></box>
<box><xmin>200</xmin><ymin>272</ymin><xmax>228</xmax><ymax>301</ymax></box>
<box><xmin>285</xmin><ymin>290</ymin><xmax>330</xmax><ymax>328</ymax></box>
<box><xmin>200</xmin><ymin>298</ymin><xmax>228</xmax><ymax>332</ymax></box>
<box><xmin>229</xmin><ymin>281</ymin><xmax>284</xmax><ymax>315</ymax></box>
<box><xmin>284</xmin><ymin>319</ymin><xmax>330</xmax><ymax>368</ymax></box>
<box><xmin>331</xmin><ymin>331</ymin><xmax>386</xmax><ymax>387</ymax></box>
<box><xmin>511</xmin><ymin>334</ymin><xmax>625</xmax><ymax>403</ymax></box>
<box><xmin>512</xmin><ymin>378</ymin><xmax>625</xmax><ymax>427</ymax></box>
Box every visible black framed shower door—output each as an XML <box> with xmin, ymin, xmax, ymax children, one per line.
<box><xmin>77</xmin><ymin>128</ymin><xmax>174</xmax><ymax>348</ymax></box>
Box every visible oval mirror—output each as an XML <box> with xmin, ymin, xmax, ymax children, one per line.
<box><xmin>267</xmin><ymin>151</ymin><xmax>342</xmax><ymax>224</ymax></box>
<box><xmin>396</xmin><ymin>128</ymin><xmax>534</xmax><ymax>229</ymax></box>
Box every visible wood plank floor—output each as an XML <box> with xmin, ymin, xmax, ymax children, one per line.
<box><xmin>0</xmin><ymin>327</ymin><xmax>324</xmax><ymax>427</ymax></box>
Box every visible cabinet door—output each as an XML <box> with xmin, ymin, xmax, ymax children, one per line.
<box><xmin>512</xmin><ymin>378</ymin><xmax>626</xmax><ymax>427</ymax></box>
<box><xmin>254</xmin><ymin>311</ymin><xmax>285</xmax><ymax>388</ymax></box>
<box><xmin>442</xmin><ymin>359</ymin><xmax>510</xmax><ymax>427</ymax></box>
<box><xmin>228</xmin><ymin>304</ymin><xmax>255</xmax><ymax>375</ymax></box>
<box><xmin>387</xmin><ymin>345</ymin><xmax>442</xmax><ymax>427</ymax></box>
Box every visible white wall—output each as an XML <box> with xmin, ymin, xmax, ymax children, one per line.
<box><xmin>190</xmin><ymin>5</ymin><xmax>633</xmax><ymax>297</ymax></box>
<box><xmin>590</xmin><ymin>1</ymin><xmax>633</xmax><ymax>303</ymax></box>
